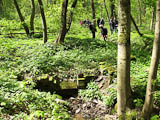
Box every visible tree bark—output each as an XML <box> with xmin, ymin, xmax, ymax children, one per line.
<box><xmin>0</xmin><ymin>0</ymin><xmax>2</xmax><ymax>14</ymax></box>
<box><xmin>137</xmin><ymin>0</ymin><xmax>142</xmax><ymax>26</ymax></box>
<box><xmin>66</xmin><ymin>0</ymin><xmax>78</xmax><ymax>33</ymax></box>
<box><xmin>142</xmin><ymin>0</ymin><xmax>160</xmax><ymax>119</ymax></box>
<box><xmin>150</xmin><ymin>7</ymin><xmax>155</xmax><ymax>31</ymax></box>
<box><xmin>38</xmin><ymin>0</ymin><xmax>47</xmax><ymax>43</ymax></box>
<box><xmin>30</xmin><ymin>0</ymin><xmax>35</xmax><ymax>35</ymax></box>
<box><xmin>56</xmin><ymin>0</ymin><xmax>68</xmax><ymax>43</ymax></box>
<box><xmin>109</xmin><ymin>0</ymin><xmax>115</xmax><ymax>17</ymax></box>
<box><xmin>13</xmin><ymin>0</ymin><xmax>30</xmax><ymax>36</ymax></box>
<box><xmin>130</xmin><ymin>14</ymin><xmax>143</xmax><ymax>36</ymax></box>
<box><xmin>103</xmin><ymin>0</ymin><xmax>110</xmax><ymax>21</ymax></box>
<box><xmin>117</xmin><ymin>0</ymin><xmax>132</xmax><ymax>119</ymax></box>
<box><xmin>54</xmin><ymin>0</ymin><xmax>56</xmax><ymax>4</ymax></box>
<box><xmin>91</xmin><ymin>0</ymin><xmax>96</xmax><ymax>39</ymax></box>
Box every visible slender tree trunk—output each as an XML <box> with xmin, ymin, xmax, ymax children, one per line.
<box><xmin>30</xmin><ymin>0</ymin><xmax>35</xmax><ymax>35</ymax></box>
<box><xmin>100</xmin><ymin>3</ymin><xmax>102</xmax><ymax>18</ymax></box>
<box><xmin>0</xmin><ymin>0</ymin><xmax>2</xmax><ymax>14</ymax></box>
<box><xmin>109</xmin><ymin>0</ymin><xmax>115</xmax><ymax>17</ymax></box>
<box><xmin>137</xmin><ymin>0</ymin><xmax>142</xmax><ymax>26</ymax></box>
<box><xmin>144</xmin><ymin>6</ymin><xmax>148</xmax><ymax>28</ymax></box>
<box><xmin>91</xmin><ymin>0</ymin><xmax>95</xmax><ymax>20</ymax></box>
<box><xmin>150</xmin><ymin>7</ymin><xmax>155</xmax><ymax>31</ymax></box>
<box><xmin>54</xmin><ymin>0</ymin><xmax>56</xmax><ymax>4</ymax></box>
<box><xmin>66</xmin><ymin>0</ymin><xmax>78</xmax><ymax>33</ymax></box>
<box><xmin>117</xmin><ymin>0</ymin><xmax>132</xmax><ymax>119</ymax></box>
<box><xmin>38</xmin><ymin>0</ymin><xmax>47</xmax><ymax>43</ymax></box>
<box><xmin>13</xmin><ymin>0</ymin><xmax>30</xmax><ymax>36</ymax></box>
<box><xmin>103</xmin><ymin>0</ymin><xmax>110</xmax><ymax>21</ymax></box>
<box><xmin>91</xmin><ymin>0</ymin><xmax>96</xmax><ymax>39</ymax></box>
<box><xmin>142</xmin><ymin>0</ymin><xmax>160</xmax><ymax>119</ymax></box>
<box><xmin>56</xmin><ymin>0</ymin><xmax>68</xmax><ymax>43</ymax></box>
<box><xmin>130</xmin><ymin>15</ymin><xmax>143</xmax><ymax>36</ymax></box>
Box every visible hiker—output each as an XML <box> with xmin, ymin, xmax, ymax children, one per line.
<box><xmin>80</xmin><ymin>20</ymin><xmax>86</xmax><ymax>27</ymax></box>
<box><xmin>80</xmin><ymin>19</ymin><xmax>96</xmax><ymax>38</ymax></box>
<box><xmin>99</xmin><ymin>18</ymin><xmax>104</xmax><ymax>26</ymax></box>
<box><xmin>88</xmin><ymin>23</ymin><xmax>96</xmax><ymax>38</ymax></box>
<box><xmin>97</xmin><ymin>18</ymin><xmax>104</xmax><ymax>28</ymax></box>
<box><xmin>80</xmin><ymin>19</ymin><xmax>92</xmax><ymax>27</ymax></box>
<box><xmin>86</xmin><ymin>19</ymin><xmax>92</xmax><ymax>26</ymax></box>
<box><xmin>99</xmin><ymin>25</ymin><xmax>108</xmax><ymax>41</ymax></box>
<box><xmin>113</xmin><ymin>16</ymin><xmax>118</xmax><ymax>32</ymax></box>
<box><xmin>97</xmin><ymin>18</ymin><xmax>100</xmax><ymax>27</ymax></box>
<box><xmin>109</xmin><ymin>17</ymin><xmax>114</xmax><ymax>34</ymax></box>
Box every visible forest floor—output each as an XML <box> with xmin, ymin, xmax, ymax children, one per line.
<box><xmin>0</xmin><ymin>23</ymin><xmax>160</xmax><ymax>119</ymax></box>
<box><xmin>68</xmin><ymin>97</ymin><xmax>116</xmax><ymax>120</ymax></box>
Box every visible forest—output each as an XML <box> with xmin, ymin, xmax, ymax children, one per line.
<box><xmin>0</xmin><ymin>0</ymin><xmax>159</xmax><ymax>119</ymax></box>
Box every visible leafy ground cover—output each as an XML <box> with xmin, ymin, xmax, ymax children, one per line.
<box><xmin>0</xmin><ymin>18</ymin><xmax>160</xmax><ymax>119</ymax></box>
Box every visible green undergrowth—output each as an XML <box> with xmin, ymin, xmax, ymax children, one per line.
<box><xmin>78</xmin><ymin>30</ymin><xmax>160</xmax><ymax>118</ymax></box>
<box><xmin>79</xmin><ymin>81</ymin><xmax>117</xmax><ymax>107</ymax></box>
<box><xmin>0</xmin><ymin>70</ymin><xmax>70</xmax><ymax>119</ymax></box>
<box><xmin>0</xmin><ymin>29</ymin><xmax>117</xmax><ymax>119</ymax></box>
<box><xmin>0</xmin><ymin>18</ymin><xmax>160</xmax><ymax>119</ymax></box>
<box><xmin>0</xmin><ymin>34</ymin><xmax>117</xmax><ymax>80</ymax></box>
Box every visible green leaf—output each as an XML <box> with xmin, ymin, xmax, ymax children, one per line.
<box><xmin>34</xmin><ymin>110</ymin><xmax>45</xmax><ymax>118</ymax></box>
<box><xmin>1</xmin><ymin>102</ymin><xmax>6</xmax><ymax>106</ymax></box>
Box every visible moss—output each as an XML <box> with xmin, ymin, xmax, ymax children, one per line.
<box><xmin>40</xmin><ymin>74</ymin><xmax>48</xmax><ymax>79</ymax></box>
<box><xmin>106</xmin><ymin>65</ymin><xmax>115</xmax><ymax>75</ymax></box>
<box><xmin>118</xmin><ymin>34</ymin><xmax>128</xmax><ymax>44</ymax></box>
<box><xmin>53</xmin><ymin>80</ymin><xmax>57</xmax><ymax>84</ymax></box>
<box><xmin>99</xmin><ymin>63</ymin><xmax>115</xmax><ymax>75</ymax></box>
<box><xmin>130</xmin><ymin>55</ymin><xmax>136</xmax><ymax>61</ymax></box>
<box><xmin>60</xmin><ymin>81</ymin><xmax>86</xmax><ymax>89</ymax></box>
<box><xmin>77</xmin><ymin>78</ymin><xmax>85</xmax><ymax>80</ymax></box>
<box><xmin>48</xmin><ymin>76</ymin><xmax>53</xmax><ymax>81</ymax></box>
<box><xmin>60</xmin><ymin>81</ymin><xmax>77</xmax><ymax>89</ymax></box>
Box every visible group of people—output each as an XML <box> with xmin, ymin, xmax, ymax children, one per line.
<box><xmin>97</xmin><ymin>18</ymin><xmax>108</xmax><ymax>40</ymax></box>
<box><xmin>80</xmin><ymin>16</ymin><xmax>118</xmax><ymax>40</ymax></box>
<box><xmin>109</xmin><ymin>16</ymin><xmax>118</xmax><ymax>34</ymax></box>
<box><xmin>80</xmin><ymin>19</ymin><xmax>97</xmax><ymax>38</ymax></box>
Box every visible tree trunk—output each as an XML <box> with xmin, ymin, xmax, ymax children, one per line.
<box><xmin>91</xmin><ymin>0</ymin><xmax>96</xmax><ymax>39</ymax></box>
<box><xmin>137</xmin><ymin>0</ymin><xmax>142</xmax><ymax>26</ymax></box>
<box><xmin>13</xmin><ymin>0</ymin><xmax>30</xmax><ymax>36</ymax></box>
<box><xmin>103</xmin><ymin>0</ymin><xmax>110</xmax><ymax>21</ymax></box>
<box><xmin>150</xmin><ymin>7</ymin><xmax>155</xmax><ymax>31</ymax></box>
<box><xmin>142</xmin><ymin>0</ymin><xmax>160</xmax><ymax>119</ymax></box>
<box><xmin>56</xmin><ymin>0</ymin><xmax>68</xmax><ymax>43</ymax></box>
<box><xmin>54</xmin><ymin>0</ymin><xmax>56</xmax><ymax>4</ymax></box>
<box><xmin>100</xmin><ymin>3</ymin><xmax>102</xmax><ymax>18</ymax></box>
<box><xmin>109</xmin><ymin>0</ymin><xmax>115</xmax><ymax>17</ymax></box>
<box><xmin>66</xmin><ymin>0</ymin><xmax>78</xmax><ymax>33</ymax></box>
<box><xmin>38</xmin><ymin>0</ymin><xmax>47</xmax><ymax>43</ymax></box>
<box><xmin>130</xmin><ymin>14</ymin><xmax>143</xmax><ymax>36</ymax></box>
<box><xmin>0</xmin><ymin>0</ymin><xmax>2</xmax><ymax>14</ymax></box>
<box><xmin>117</xmin><ymin>0</ymin><xmax>132</xmax><ymax>119</ymax></box>
<box><xmin>30</xmin><ymin>0</ymin><xmax>35</xmax><ymax>35</ymax></box>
